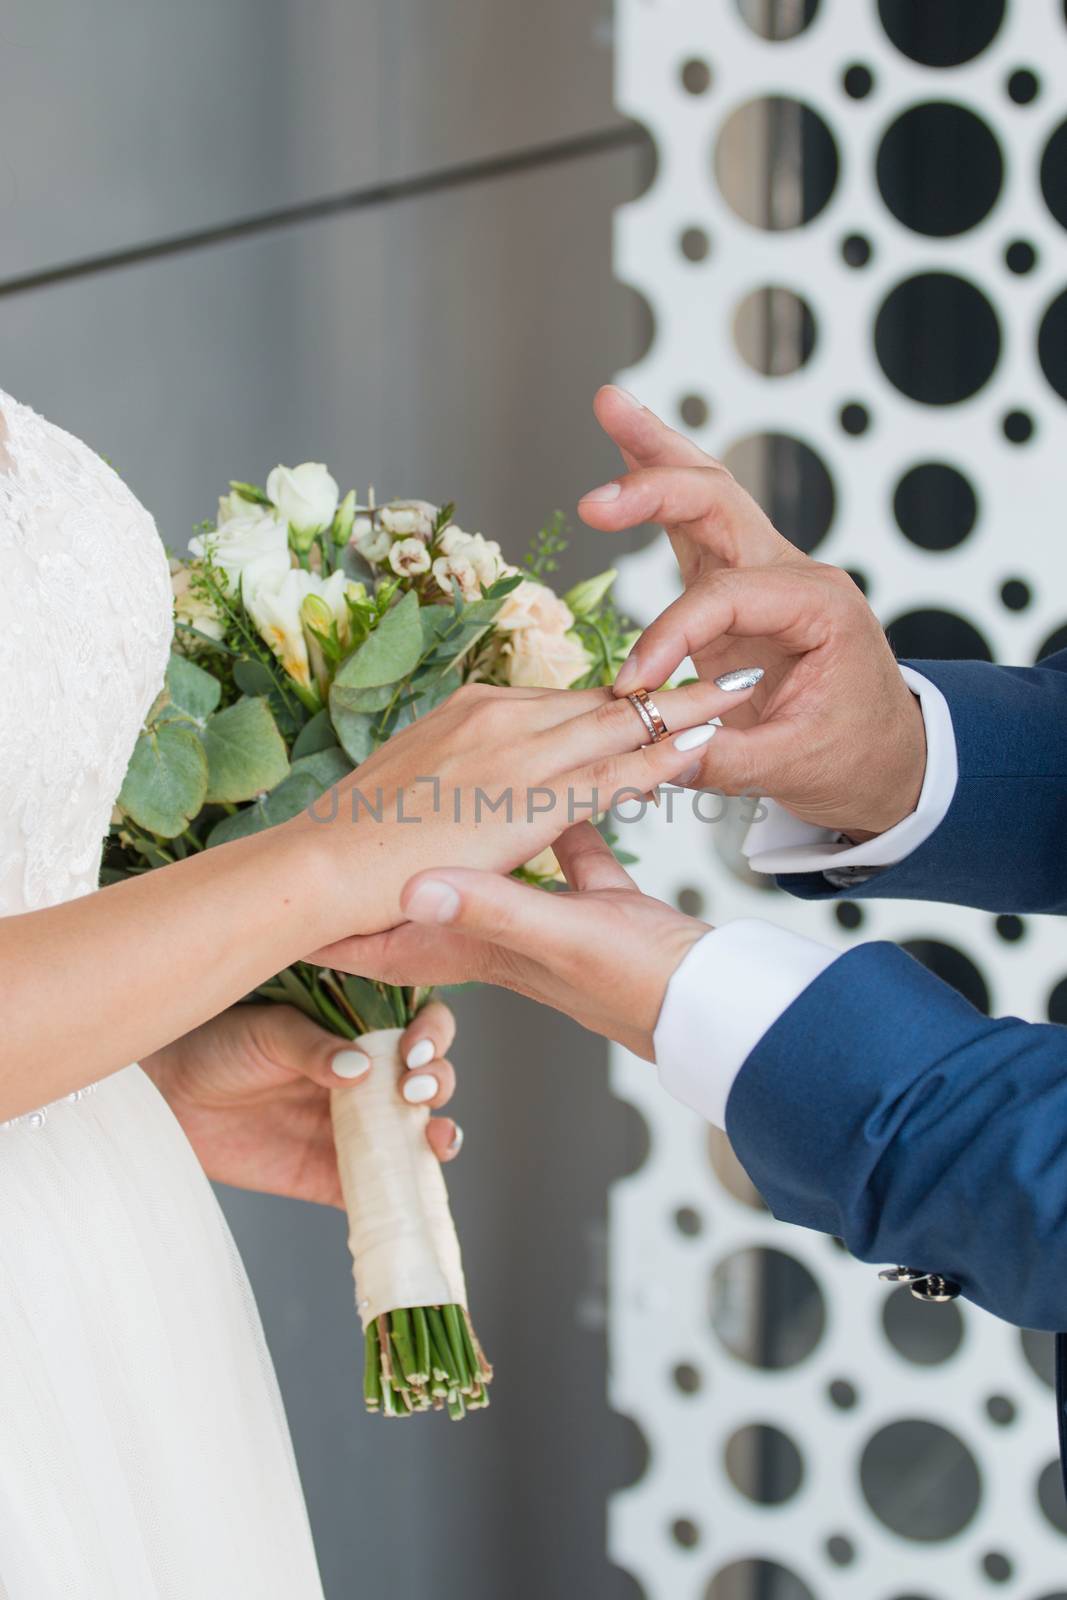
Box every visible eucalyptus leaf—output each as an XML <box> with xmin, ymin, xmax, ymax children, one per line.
<box><xmin>333</xmin><ymin>590</ymin><xmax>422</xmax><ymax>691</ymax></box>
<box><xmin>162</xmin><ymin>651</ymin><xmax>221</xmax><ymax>722</ymax></box>
<box><xmin>205</xmin><ymin>746</ymin><xmax>351</xmax><ymax>847</ymax></box>
<box><xmin>330</xmin><ymin>705</ymin><xmax>379</xmax><ymax>766</ymax></box>
<box><xmin>233</xmin><ymin>658</ymin><xmax>278</xmax><ymax>698</ymax></box>
<box><xmin>201</xmin><ymin>698</ymin><xmax>290</xmax><ymax>804</ymax></box>
<box><xmin>291</xmin><ymin>708</ymin><xmax>340</xmax><ymax>760</ymax></box>
<box><xmin>118</xmin><ymin>724</ymin><xmax>209</xmax><ymax>838</ymax></box>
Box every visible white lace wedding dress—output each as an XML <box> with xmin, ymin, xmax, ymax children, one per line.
<box><xmin>0</xmin><ymin>390</ymin><xmax>325</xmax><ymax>1597</ymax></box>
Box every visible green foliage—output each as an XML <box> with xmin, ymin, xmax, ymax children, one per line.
<box><xmin>523</xmin><ymin>511</ymin><xmax>568</xmax><ymax>578</ymax></box>
<box><xmin>206</xmin><ymin>747</ymin><xmax>351</xmax><ymax>847</ymax></box>
<box><xmin>201</xmin><ymin>698</ymin><xmax>291</xmax><ymax>804</ymax></box>
<box><xmin>119</xmin><ymin>723</ymin><xmax>208</xmax><ymax>838</ymax></box>
<box><xmin>163</xmin><ymin>651</ymin><xmax>221</xmax><ymax>722</ymax></box>
<box><xmin>229</xmin><ymin>480</ymin><xmax>271</xmax><ymax>506</ymax></box>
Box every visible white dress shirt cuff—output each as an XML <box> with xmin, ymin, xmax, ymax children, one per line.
<box><xmin>654</xmin><ymin>919</ymin><xmax>841</xmax><ymax>1130</ymax></box>
<box><xmin>741</xmin><ymin>667</ymin><xmax>958</xmax><ymax>879</ymax></box>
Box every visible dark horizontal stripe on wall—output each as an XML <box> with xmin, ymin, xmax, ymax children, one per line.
<box><xmin>0</xmin><ymin>123</ymin><xmax>651</xmax><ymax>301</ymax></box>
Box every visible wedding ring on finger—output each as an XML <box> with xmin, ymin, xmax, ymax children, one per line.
<box><xmin>626</xmin><ymin>688</ymin><xmax>669</xmax><ymax>745</ymax></box>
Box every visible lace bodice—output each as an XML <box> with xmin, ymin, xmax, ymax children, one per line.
<box><xmin>0</xmin><ymin>389</ymin><xmax>173</xmax><ymax>916</ymax></box>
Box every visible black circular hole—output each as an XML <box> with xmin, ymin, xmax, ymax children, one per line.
<box><xmin>842</xmin><ymin>232</ymin><xmax>872</xmax><ymax>267</ymax></box>
<box><xmin>982</xmin><ymin>1552</ymin><xmax>1013</xmax><ymax>1582</ymax></box>
<box><xmin>1000</xmin><ymin>578</ymin><xmax>1031</xmax><ymax>611</ymax></box>
<box><xmin>846</xmin><ymin>568</ymin><xmax>869</xmax><ymax>595</ymax></box>
<box><xmin>843</xmin><ymin>63</ymin><xmax>874</xmax><ymax>99</ymax></box>
<box><xmin>672</xmin><ymin>1517</ymin><xmax>700</xmax><ymax>1549</ymax></box>
<box><xmin>836</xmin><ymin>902</ymin><xmax>863</xmax><ymax>932</ymax></box>
<box><xmin>1038</xmin><ymin>1459</ymin><xmax>1067</xmax><ymax>1534</ymax></box>
<box><xmin>840</xmin><ymin>402</ymin><xmax>870</xmax><ymax>435</ymax></box>
<box><xmin>674</xmin><ymin>1205</ymin><xmax>703</xmax><ymax>1237</ymax></box>
<box><xmin>673</xmin><ymin>1362</ymin><xmax>702</xmax><ymax>1395</ymax></box>
<box><xmin>733</xmin><ymin>286</ymin><xmax>817</xmax><ymax>376</ymax></box>
<box><xmin>716</xmin><ymin>99</ymin><xmax>839</xmax><ymax>229</ymax></box>
<box><xmin>723</xmin><ymin>433</ymin><xmax>835</xmax><ymax>554</ymax></box>
<box><xmin>1042</xmin><ymin>119</ymin><xmax>1067</xmax><ymax>233</ymax></box>
<box><xmin>734</xmin><ymin>0</ymin><xmax>820</xmax><ymax>40</ymax></box>
<box><xmin>995</xmin><ymin>914</ymin><xmax>1025</xmax><ymax>943</ymax></box>
<box><xmin>712</xmin><ymin>1248</ymin><xmax>826</xmax><ymax>1369</ymax></box>
<box><xmin>900</xmin><ymin>936</ymin><xmax>991</xmax><ymax>1011</ymax></box>
<box><xmin>1049</xmin><ymin>976</ymin><xmax>1067</xmax><ymax>1024</ymax></box>
<box><xmin>1037</xmin><ymin>624</ymin><xmax>1067</xmax><ymax>664</ymax></box>
<box><xmin>886</xmin><ymin>611</ymin><xmax>992</xmax><ymax>666</ymax></box>
<box><xmin>1005</xmin><ymin>239</ymin><xmax>1037</xmax><ymax>274</ymax></box>
<box><xmin>1007</xmin><ymin>68</ymin><xmax>1040</xmax><ymax>105</ymax></box>
<box><xmin>1003</xmin><ymin>409</ymin><xmax>1035</xmax><ymax>443</ymax></box>
<box><xmin>825</xmin><ymin>1535</ymin><xmax>855</xmax><ymax>1567</ymax></box>
<box><xmin>828</xmin><ymin>1378</ymin><xmax>858</xmax><ymax>1410</ymax></box>
<box><xmin>877</xmin><ymin>0</ymin><xmax>1006</xmax><ymax>68</ymax></box>
<box><xmin>680</xmin><ymin>226</ymin><xmax>710</xmax><ymax>262</ymax></box>
<box><xmin>861</xmin><ymin>1419</ymin><xmax>981</xmax><ymax>1540</ymax></box>
<box><xmin>893</xmin><ymin>461</ymin><xmax>978</xmax><ymax>552</ymax></box>
<box><xmin>680</xmin><ymin>58</ymin><xmax>712</xmax><ymax>95</ymax></box>
<box><xmin>985</xmin><ymin>1394</ymin><xmax>1016</xmax><ymax>1426</ymax></box>
<box><xmin>707</xmin><ymin>1561</ymin><xmax>815</xmax><ymax>1600</ymax></box>
<box><xmin>1021</xmin><ymin>1327</ymin><xmax>1056</xmax><ymax>1387</ymax></box>
<box><xmin>679</xmin><ymin>395</ymin><xmax>709</xmax><ymax>429</ymax></box>
<box><xmin>1039</xmin><ymin>288</ymin><xmax>1067</xmax><ymax>403</ymax></box>
<box><xmin>724</xmin><ymin>1423</ymin><xmax>804</xmax><ymax>1505</ymax></box>
<box><xmin>677</xmin><ymin>885</ymin><xmax>707</xmax><ymax>917</ymax></box>
<box><xmin>876</xmin><ymin>273</ymin><xmax>1000</xmax><ymax>405</ymax></box>
<box><xmin>883</xmin><ymin>1285</ymin><xmax>964</xmax><ymax>1365</ymax></box>
<box><xmin>877</xmin><ymin>102</ymin><xmax>1003</xmax><ymax>237</ymax></box>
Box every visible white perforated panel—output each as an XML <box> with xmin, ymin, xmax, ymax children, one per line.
<box><xmin>608</xmin><ymin>3</ymin><xmax>1067</xmax><ymax>1596</ymax></box>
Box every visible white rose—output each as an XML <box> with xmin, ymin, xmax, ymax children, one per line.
<box><xmin>189</xmin><ymin>507</ymin><xmax>291</xmax><ymax>597</ymax></box>
<box><xmin>431</xmin><ymin>553</ymin><xmax>481</xmax><ymax>603</ymax></box>
<box><xmin>351</xmin><ymin>515</ymin><xmax>392</xmax><ymax>565</ymax></box>
<box><xmin>243</xmin><ymin>568</ymin><xmax>317</xmax><ymax>687</ymax></box>
<box><xmin>505</xmin><ymin>628</ymin><xmax>589</xmax><ymax>689</ymax></box>
<box><xmin>389</xmin><ymin>537</ymin><xmax>432</xmax><ymax>577</ymax></box>
<box><xmin>493</xmin><ymin>579</ymin><xmax>574</xmax><ymax>635</ymax></box>
<box><xmin>266</xmin><ymin>462</ymin><xmax>340</xmax><ymax>538</ymax></box>
<box><xmin>169</xmin><ymin>558</ymin><xmax>225</xmax><ymax>641</ymax></box>
<box><xmin>381</xmin><ymin>499</ymin><xmax>437</xmax><ymax>539</ymax></box>
<box><xmin>216</xmin><ymin>490</ymin><xmax>251</xmax><ymax>525</ymax></box>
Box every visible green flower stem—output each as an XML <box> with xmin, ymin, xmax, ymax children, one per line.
<box><xmin>363</xmin><ymin>1305</ymin><xmax>491</xmax><ymax>1421</ymax></box>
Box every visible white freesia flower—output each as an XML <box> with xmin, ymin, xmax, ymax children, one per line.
<box><xmin>389</xmin><ymin>537</ymin><xmax>432</xmax><ymax>577</ymax></box>
<box><xmin>431</xmin><ymin>553</ymin><xmax>481</xmax><ymax>602</ymax></box>
<box><xmin>522</xmin><ymin>846</ymin><xmax>566</xmax><ymax>882</ymax></box>
<box><xmin>505</xmin><ymin>628</ymin><xmax>589</xmax><ymax>689</ymax></box>
<box><xmin>244</xmin><ymin>568</ymin><xmax>318</xmax><ymax>687</ymax></box>
<box><xmin>351</xmin><ymin>515</ymin><xmax>392</xmax><ymax>565</ymax></box>
<box><xmin>189</xmin><ymin>506</ymin><xmax>291</xmax><ymax>596</ymax></box>
<box><xmin>216</xmin><ymin>490</ymin><xmax>251</xmax><ymax>525</ymax></box>
<box><xmin>169</xmin><ymin>558</ymin><xmax>225</xmax><ymax>641</ymax></box>
<box><xmin>381</xmin><ymin>499</ymin><xmax>437</xmax><ymax>539</ymax></box>
<box><xmin>266</xmin><ymin>462</ymin><xmax>340</xmax><ymax>539</ymax></box>
<box><xmin>493</xmin><ymin>579</ymin><xmax>574</xmax><ymax>635</ymax></box>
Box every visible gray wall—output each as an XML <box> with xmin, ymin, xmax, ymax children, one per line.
<box><xmin>0</xmin><ymin>4</ymin><xmax>653</xmax><ymax>1594</ymax></box>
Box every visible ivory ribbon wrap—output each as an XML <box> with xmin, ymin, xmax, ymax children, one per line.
<box><xmin>330</xmin><ymin>1027</ymin><xmax>468</xmax><ymax>1329</ymax></box>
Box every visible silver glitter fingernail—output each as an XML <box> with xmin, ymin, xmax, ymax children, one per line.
<box><xmin>714</xmin><ymin>666</ymin><xmax>765</xmax><ymax>692</ymax></box>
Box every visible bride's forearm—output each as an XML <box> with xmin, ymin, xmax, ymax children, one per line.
<box><xmin>0</xmin><ymin>822</ymin><xmax>354</xmax><ymax>1118</ymax></box>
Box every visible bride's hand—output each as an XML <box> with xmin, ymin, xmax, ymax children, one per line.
<box><xmin>317</xmin><ymin>824</ymin><xmax>709</xmax><ymax>1061</ymax></box>
<box><xmin>142</xmin><ymin>1002</ymin><xmax>461</xmax><ymax>1207</ymax></box>
<box><xmin>293</xmin><ymin>677</ymin><xmax>759</xmax><ymax>944</ymax></box>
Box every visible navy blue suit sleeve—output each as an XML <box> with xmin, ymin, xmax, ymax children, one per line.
<box><xmin>778</xmin><ymin>651</ymin><xmax>1067</xmax><ymax>912</ymax></box>
<box><xmin>726</xmin><ymin>940</ymin><xmax>1067</xmax><ymax>1330</ymax></box>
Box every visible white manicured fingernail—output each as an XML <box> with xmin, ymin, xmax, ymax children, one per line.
<box><xmin>406</xmin><ymin>1038</ymin><xmax>435</xmax><ymax>1070</ymax></box>
<box><xmin>403</xmin><ymin>1074</ymin><xmax>438</xmax><ymax>1105</ymax></box>
<box><xmin>674</xmin><ymin>723</ymin><xmax>719</xmax><ymax>752</ymax></box>
<box><xmin>406</xmin><ymin>880</ymin><xmax>461</xmax><ymax>924</ymax></box>
<box><xmin>579</xmin><ymin>480</ymin><xmax>622</xmax><ymax>504</ymax></box>
<box><xmin>449</xmin><ymin>1125</ymin><xmax>465</xmax><ymax>1157</ymax></box>
<box><xmin>332</xmin><ymin>1049</ymin><xmax>371</xmax><ymax>1080</ymax></box>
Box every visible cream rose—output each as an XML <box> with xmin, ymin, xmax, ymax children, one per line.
<box><xmin>389</xmin><ymin>537</ymin><xmax>432</xmax><ymax>577</ymax></box>
<box><xmin>266</xmin><ymin>462</ymin><xmax>340</xmax><ymax>540</ymax></box>
<box><xmin>169</xmin><ymin>559</ymin><xmax>225</xmax><ymax>641</ymax></box>
<box><xmin>493</xmin><ymin>579</ymin><xmax>574</xmax><ymax>635</ymax></box>
<box><xmin>505</xmin><ymin>628</ymin><xmax>589</xmax><ymax>689</ymax></box>
<box><xmin>189</xmin><ymin>506</ymin><xmax>291</xmax><ymax>597</ymax></box>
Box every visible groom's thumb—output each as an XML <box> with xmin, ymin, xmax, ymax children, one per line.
<box><xmin>401</xmin><ymin>868</ymin><xmax>572</xmax><ymax>960</ymax></box>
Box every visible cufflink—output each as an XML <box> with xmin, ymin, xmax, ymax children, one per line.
<box><xmin>879</xmin><ymin>1266</ymin><xmax>961</xmax><ymax>1303</ymax></box>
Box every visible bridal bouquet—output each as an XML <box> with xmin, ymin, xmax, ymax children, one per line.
<box><xmin>106</xmin><ymin>460</ymin><xmax>632</xmax><ymax>1420</ymax></box>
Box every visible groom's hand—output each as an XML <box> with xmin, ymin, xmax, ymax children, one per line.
<box><xmin>577</xmin><ymin>387</ymin><xmax>926</xmax><ymax>840</ymax></box>
<box><xmin>315</xmin><ymin>825</ymin><xmax>708</xmax><ymax>1062</ymax></box>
